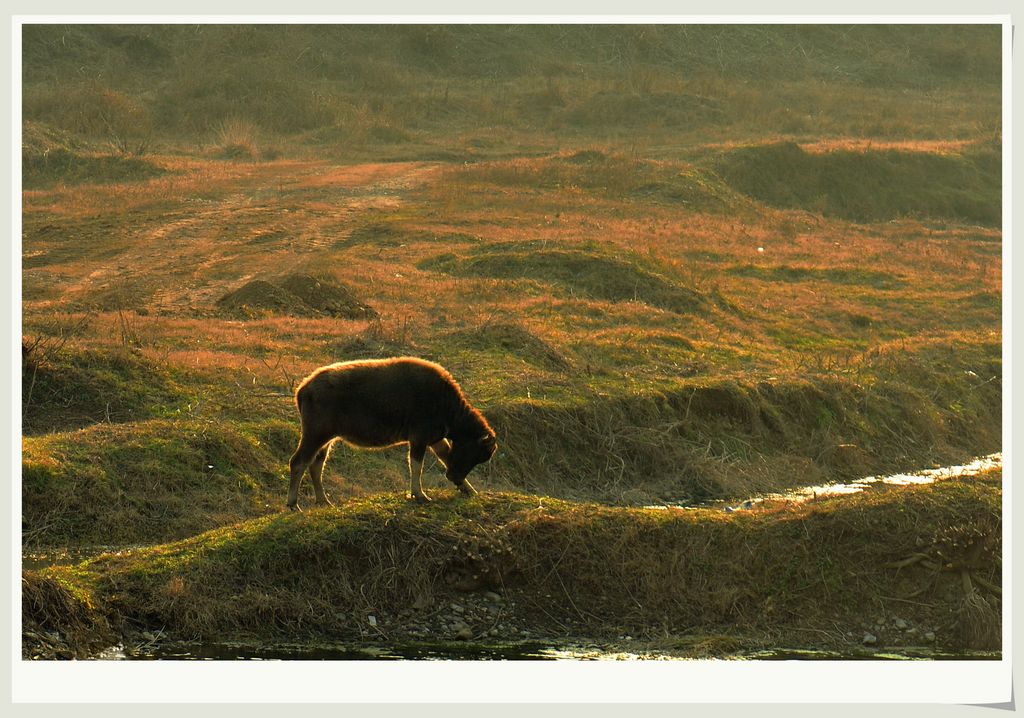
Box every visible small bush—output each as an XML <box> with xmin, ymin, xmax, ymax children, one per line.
<box><xmin>212</xmin><ymin>117</ymin><xmax>260</xmax><ymax>160</ymax></box>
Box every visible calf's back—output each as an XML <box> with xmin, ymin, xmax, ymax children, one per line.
<box><xmin>295</xmin><ymin>357</ymin><xmax>461</xmax><ymax>447</ymax></box>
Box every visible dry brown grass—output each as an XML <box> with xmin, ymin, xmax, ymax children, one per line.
<box><xmin>22</xmin><ymin>570</ymin><xmax>115</xmax><ymax>658</ymax></box>
<box><xmin>21</xmin><ymin>146</ymin><xmax>1001</xmax><ymax>535</ymax></box>
<box><xmin>24</xmin><ymin>148</ymin><xmax>995</xmax><ymax>348</ymax></box>
<box><xmin>797</xmin><ymin>138</ymin><xmax>979</xmax><ymax>155</ymax></box>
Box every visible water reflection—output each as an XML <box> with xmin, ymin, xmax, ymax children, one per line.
<box><xmin>22</xmin><ymin>544</ymin><xmax>143</xmax><ymax>571</ymax></box>
<box><xmin>100</xmin><ymin>639</ymin><xmax>1000</xmax><ymax>661</ymax></box>
<box><xmin>646</xmin><ymin>452</ymin><xmax>1001</xmax><ymax>513</ymax></box>
<box><xmin>782</xmin><ymin>453</ymin><xmax>1001</xmax><ymax>502</ymax></box>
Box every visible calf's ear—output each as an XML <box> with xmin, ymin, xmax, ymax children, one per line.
<box><xmin>479</xmin><ymin>433</ymin><xmax>496</xmax><ymax>448</ymax></box>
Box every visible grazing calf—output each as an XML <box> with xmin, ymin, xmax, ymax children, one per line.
<box><xmin>287</xmin><ymin>357</ymin><xmax>497</xmax><ymax>510</ymax></box>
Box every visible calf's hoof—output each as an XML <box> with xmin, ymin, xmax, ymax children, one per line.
<box><xmin>286</xmin><ymin>502</ymin><xmax>302</xmax><ymax>512</ymax></box>
<box><xmin>410</xmin><ymin>491</ymin><xmax>433</xmax><ymax>503</ymax></box>
<box><xmin>457</xmin><ymin>481</ymin><xmax>478</xmax><ymax>496</ymax></box>
<box><xmin>315</xmin><ymin>497</ymin><xmax>334</xmax><ymax>508</ymax></box>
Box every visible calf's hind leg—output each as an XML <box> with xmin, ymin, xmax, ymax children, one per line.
<box><xmin>307</xmin><ymin>443</ymin><xmax>333</xmax><ymax>507</ymax></box>
<box><xmin>287</xmin><ymin>434</ymin><xmax>329</xmax><ymax>511</ymax></box>
<box><xmin>408</xmin><ymin>442</ymin><xmax>430</xmax><ymax>503</ymax></box>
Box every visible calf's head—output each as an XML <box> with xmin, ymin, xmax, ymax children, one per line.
<box><xmin>445</xmin><ymin>433</ymin><xmax>497</xmax><ymax>486</ymax></box>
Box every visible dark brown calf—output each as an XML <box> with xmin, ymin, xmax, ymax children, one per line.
<box><xmin>287</xmin><ymin>357</ymin><xmax>497</xmax><ymax>510</ymax></box>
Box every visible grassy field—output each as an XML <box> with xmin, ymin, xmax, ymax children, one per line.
<box><xmin>20</xmin><ymin>24</ymin><xmax>1002</xmax><ymax>658</ymax></box>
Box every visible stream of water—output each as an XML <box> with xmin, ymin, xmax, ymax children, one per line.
<box><xmin>648</xmin><ymin>452</ymin><xmax>1001</xmax><ymax>513</ymax></box>
<box><xmin>98</xmin><ymin>639</ymin><xmax>999</xmax><ymax>661</ymax></box>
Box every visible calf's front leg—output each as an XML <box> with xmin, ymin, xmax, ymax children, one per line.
<box><xmin>429</xmin><ymin>439</ymin><xmax>452</xmax><ymax>467</ymax></box>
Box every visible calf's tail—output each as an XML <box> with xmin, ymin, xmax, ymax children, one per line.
<box><xmin>295</xmin><ymin>382</ymin><xmax>310</xmax><ymax>412</ymax></box>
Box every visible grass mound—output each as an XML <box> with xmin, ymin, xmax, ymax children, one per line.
<box><xmin>560</xmin><ymin>149</ymin><xmax>607</xmax><ymax>164</ymax></box>
<box><xmin>22</xmin><ymin>120</ymin><xmax>79</xmax><ymax>156</ymax></box>
<box><xmin>711</xmin><ymin>140</ymin><xmax>1001</xmax><ymax>225</ymax></box>
<box><xmin>35</xmin><ymin>471</ymin><xmax>1000</xmax><ymax>651</ymax></box>
<box><xmin>443</xmin><ymin>322</ymin><xmax>572</xmax><ymax>372</ymax></box>
<box><xmin>726</xmin><ymin>263</ymin><xmax>904</xmax><ymax>290</ymax></box>
<box><xmin>22</xmin><ymin>420</ymin><xmax>286</xmax><ymax>547</ymax></box>
<box><xmin>216</xmin><ymin>280</ymin><xmax>312</xmax><ymax>318</ymax></box>
<box><xmin>333</xmin><ymin>331</ymin><xmax>418</xmax><ymax>361</ymax></box>
<box><xmin>629</xmin><ymin>165</ymin><xmax>750</xmax><ymax>213</ymax></box>
<box><xmin>23</xmin><ymin>149</ymin><xmax>166</xmax><ymax>190</ymax></box>
<box><xmin>217</xmin><ymin>276</ymin><xmax>376</xmax><ymax>319</ymax></box>
<box><xmin>22</xmin><ymin>345</ymin><xmax>183</xmax><ymax>435</ymax></box>
<box><xmin>447</xmin><ymin>155</ymin><xmax>749</xmax><ymax>214</ymax></box>
<box><xmin>486</xmin><ymin>335</ymin><xmax>1001</xmax><ymax>503</ymax></box>
<box><xmin>278</xmin><ymin>273</ymin><xmax>378</xmax><ymax>319</ymax></box>
<box><xmin>22</xmin><ymin>122</ymin><xmax>165</xmax><ymax>189</ymax></box>
<box><xmin>420</xmin><ymin>241</ymin><xmax>713</xmax><ymax>315</ymax></box>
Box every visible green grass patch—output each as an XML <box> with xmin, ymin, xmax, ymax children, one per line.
<box><xmin>22</xmin><ymin>346</ymin><xmax>185</xmax><ymax>435</ymax></box>
<box><xmin>22</xmin><ymin>26</ymin><xmax>1001</xmax><ymax>150</ymax></box>
<box><xmin>420</xmin><ymin>241</ymin><xmax>714</xmax><ymax>315</ymax></box>
<box><xmin>23</xmin><ymin>141</ymin><xmax>166</xmax><ymax>189</ymax></box>
<box><xmin>22</xmin><ymin>120</ymin><xmax>165</xmax><ymax>188</ymax></box>
<box><xmin>710</xmin><ymin>140</ymin><xmax>1001</xmax><ymax>225</ymax></box>
<box><xmin>446</xmin><ymin>154</ymin><xmax>751</xmax><ymax>214</ymax></box>
<box><xmin>482</xmin><ymin>351</ymin><xmax>997</xmax><ymax>505</ymax></box>
<box><xmin>727</xmin><ymin>263</ymin><xmax>905</xmax><ymax>289</ymax></box>
<box><xmin>22</xmin><ymin>419</ymin><xmax>285</xmax><ymax>547</ymax></box>
<box><xmin>20</xmin><ymin>333</ymin><xmax>1001</xmax><ymax>546</ymax></box>
<box><xmin>441</xmin><ymin>321</ymin><xmax>573</xmax><ymax>373</ymax></box>
<box><xmin>565</xmin><ymin>90</ymin><xmax>723</xmax><ymax>129</ymax></box>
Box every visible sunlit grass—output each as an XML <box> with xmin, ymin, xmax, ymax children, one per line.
<box><xmin>22</xmin><ymin>138</ymin><xmax>1001</xmax><ymax>527</ymax></box>
<box><xmin>20</xmin><ymin>24</ymin><xmax>1002</xmax><ymax>565</ymax></box>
